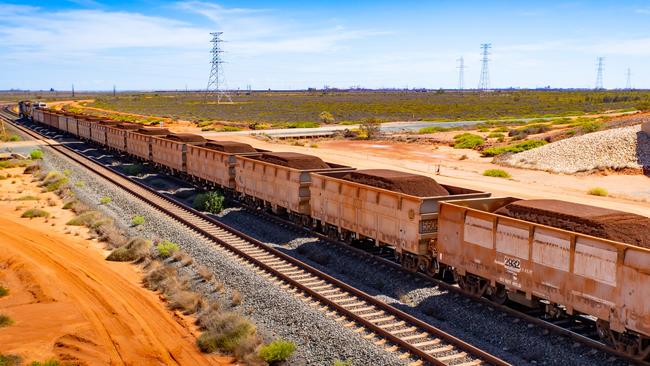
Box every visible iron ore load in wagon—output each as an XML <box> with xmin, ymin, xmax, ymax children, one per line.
<box><xmin>340</xmin><ymin>169</ymin><xmax>450</xmax><ymax>197</ymax></box>
<box><xmin>495</xmin><ymin>199</ymin><xmax>650</xmax><ymax>248</ymax></box>
<box><xmin>256</xmin><ymin>152</ymin><xmax>331</xmax><ymax>170</ymax></box>
<box><xmin>204</xmin><ymin>141</ymin><xmax>257</xmax><ymax>153</ymax></box>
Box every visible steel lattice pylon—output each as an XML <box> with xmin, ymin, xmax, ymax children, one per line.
<box><xmin>478</xmin><ymin>43</ymin><xmax>491</xmax><ymax>91</ymax></box>
<box><xmin>595</xmin><ymin>57</ymin><xmax>604</xmax><ymax>90</ymax></box>
<box><xmin>206</xmin><ymin>32</ymin><xmax>232</xmax><ymax>104</ymax></box>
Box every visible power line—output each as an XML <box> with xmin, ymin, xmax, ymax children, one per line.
<box><xmin>478</xmin><ymin>43</ymin><xmax>491</xmax><ymax>91</ymax></box>
<box><xmin>595</xmin><ymin>57</ymin><xmax>604</xmax><ymax>90</ymax></box>
<box><xmin>625</xmin><ymin>68</ymin><xmax>632</xmax><ymax>90</ymax></box>
<box><xmin>457</xmin><ymin>57</ymin><xmax>466</xmax><ymax>90</ymax></box>
<box><xmin>205</xmin><ymin>31</ymin><xmax>232</xmax><ymax>104</ymax></box>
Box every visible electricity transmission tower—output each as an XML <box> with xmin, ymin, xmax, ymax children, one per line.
<box><xmin>595</xmin><ymin>57</ymin><xmax>604</xmax><ymax>90</ymax></box>
<box><xmin>457</xmin><ymin>57</ymin><xmax>466</xmax><ymax>90</ymax></box>
<box><xmin>625</xmin><ymin>68</ymin><xmax>632</xmax><ymax>90</ymax></box>
<box><xmin>478</xmin><ymin>43</ymin><xmax>491</xmax><ymax>91</ymax></box>
<box><xmin>206</xmin><ymin>32</ymin><xmax>232</xmax><ymax>104</ymax></box>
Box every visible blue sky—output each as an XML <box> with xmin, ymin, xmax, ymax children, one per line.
<box><xmin>1</xmin><ymin>1</ymin><xmax>650</xmax><ymax>91</ymax></box>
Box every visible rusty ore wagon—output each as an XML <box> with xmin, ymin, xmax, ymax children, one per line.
<box><xmin>150</xmin><ymin>133</ymin><xmax>207</xmax><ymax>173</ymax></box>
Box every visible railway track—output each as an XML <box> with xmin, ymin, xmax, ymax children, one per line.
<box><xmin>1</xmin><ymin>107</ymin><xmax>510</xmax><ymax>366</ymax></box>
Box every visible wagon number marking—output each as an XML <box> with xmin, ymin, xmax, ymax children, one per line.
<box><xmin>504</xmin><ymin>257</ymin><xmax>521</xmax><ymax>271</ymax></box>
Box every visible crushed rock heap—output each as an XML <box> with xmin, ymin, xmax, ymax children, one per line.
<box><xmin>500</xmin><ymin>125</ymin><xmax>650</xmax><ymax>174</ymax></box>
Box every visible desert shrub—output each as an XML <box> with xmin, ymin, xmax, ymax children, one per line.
<box><xmin>258</xmin><ymin>339</ymin><xmax>296</xmax><ymax>363</ymax></box>
<box><xmin>40</xmin><ymin>171</ymin><xmax>68</xmax><ymax>192</ymax></box>
<box><xmin>492</xmin><ymin>126</ymin><xmax>509</xmax><ymax>132</ymax></box>
<box><xmin>231</xmin><ymin>290</ymin><xmax>242</xmax><ymax>306</ymax></box>
<box><xmin>483</xmin><ymin>169</ymin><xmax>511</xmax><ymax>178</ymax></box>
<box><xmin>309</xmin><ymin>143</ymin><xmax>318</xmax><ymax>148</ymax></box>
<box><xmin>0</xmin><ymin>314</ymin><xmax>13</xmax><ymax>327</ymax></box>
<box><xmin>30</xmin><ymin>149</ymin><xmax>43</xmax><ymax>160</ymax></box>
<box><xmin>196</xmin><ymin>312</ymin><xmax>256</xmax><ymax>353</ymax></box>
<box><xmin>418</xmin><ymin>126</ymin><xmax>450</xmax><ymax>134</ymax></box>
<box><xmin>359</xmin><ymin>118</ymin><xmax>381</xmax><ymax>139</ymax></box>
<box><xmin>319</xmin><ymin>111</ymin><xmax>335</xmax><ymax>124</ymax></box>
<box><xmin>333</xmin><ymin>360</ymin><xmax>352</xmax><ymax>366</ymax></box>
<box><xmin>143</xmin><ymin>262</ymin><xmax>176</xmax><ymax>291</ymax></box>
<box><xmin>193</xmin><ymin>191</ymin><xmax>224</xmax><ymax>214</ymax></box>
<box><xmin>587</xmin><ymin>187</ymin><xmax>608</xmax><ymax>196</ymax></box>
<box><xmin>197</xmin><ymin>265</ymin><xmax>214</xmax><ymax>281</ymax></box>
<box><xmin>220</xmin><ymin>126</ymin><xmax>242</xmax><ymax>132</ymax></box>
<box><xmin>63</xmin><ymin>169</ymin><xmax>72</xmax><ymax>176</ymax></box>
<box><xmin>250</xmin><ymin>123</ymin><xmax>271</xmax><ymax>130</ymax></box>
<box><xmin>453</xmin><ymin>133</ymin><xmax>484</xmax><ymax>149</ymax></box>
<box><xmin>23</xmin><ymin>163</ymin><xmax>41</xmax><ymax>174</ymax></box>
<box><xmin>168</xmin><ymin>290</ymin><xmax>203</xmax><ymax>314</ymax></box>
<box><xmin>487</xmin><ymin>132</ymin><xmax>505</xmax><ymax>138</ymax></box>
<box><xmin>75</xmin><ymin>181</ymin><xmax>85</xmax><ymax>187</ymax></box>
<box><xmin>0</xmin><ymin>286</ymin><xmax>8</xmax><ymax>297</ymax></box>
<box><xmin>286</xmin><ymin>121</ymin><xmax>319</xmax><ymax>129</ymax></box>
<box><xmin>156</xmin><ymin>240</ymin><xmax>179</xmax><ymax>258</ymax></box>
<box><xmin>66</xmin><ymin>211</ymin><xmax>102</xmax><ymax>226</ymax></box>
<box><xmin>481</xmin><ymin>140</ymin><xmax>548</xmax><ymax>157</ymax></box>
<box><xmin>106</xmin><ymin>238</ymin><xmax>151</xmax><ymax>262</ymax></box>
<box><xmin>0</xmin><ymin>159</ymin><xmax>30</xmax><ymax>169</ymax></box>
<box><xmin>580</xmin><ymin>121</ymin><xmax>603</xmax><ymax>133</ymax></box>
<box><xmin>29</xmin><ymin>360</ymin><xmax>60</xmax><ymax>366</ymax></box>
<box><xmin>21</xmin><ymin>208</ymin><xmax>49</xmax><ymax>218</ymax></box>
<box><xmin>99</xmin><ymin>196</ymin><xmax>112</xmax><ymax>205</ymax></box>
<box><xmin>0</xmin><ymin>354</ymin><xmax>22</xmax><ymax>366</ymax></box>
<box><xmin>131</xmin><ymin>215</ymin><xmax>145</xmax><ymax>226</ymax></box>
<box><xmin>16</xmin><ymin>195</ymin><xmax>39</xmax><ymax>201</ymax></box>
<box><xmin>122</xmin><ymin>164</ymin><xmax>143</xmax><ymax>176</ymax></box>
<box><xmin>508</xmin><ymin>123</ymin><xmax>550</xmax><ymax>139</ymax></box>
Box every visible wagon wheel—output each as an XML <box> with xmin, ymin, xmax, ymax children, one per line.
<box><xmin>489</xmin><ymin>285</ymin><xmax>508</xmax><ymax>305</ymax></box>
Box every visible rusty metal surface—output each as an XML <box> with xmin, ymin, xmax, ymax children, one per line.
<box><xmin>151</xmin><ymin>136</ymin><xmax>186</xmax><ymax>171</ymax></box>
<box><xmin>125</xmin><ymin>131</ymin><xmax>152</xmax><ymax>160</ymax></box>
<box><xmin>105</xmin><ymin>125</ymin><xmax>128</xmax><ymax>151</ymax></box>
<box><xmin>437</xmin><ymin>197</ymin><xmax>650</xmax><ymax>338</ymax></box>
<box><xmin>234</xmin><ymin>155</ymin><xmax>352</xmax><ymax>215</ymax></box>
<box><xmin>310</xmin><ymin>171</ymin><xmax>489</xmax><ymax>255</ymax></box>
<box><xmin>186</xmin><ymin>145</ymin><xmax>260</xmax><ymax>189</ymax></box>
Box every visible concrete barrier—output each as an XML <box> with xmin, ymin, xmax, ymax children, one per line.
<box><xmin>643</xmin><ymin>121</ymin><xmax>650</xmax><ymax>137</ymax></box>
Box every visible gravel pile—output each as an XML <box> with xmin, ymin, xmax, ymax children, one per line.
<box><xmin>38</xmin><ymin>144</ymin><xmax>406</xmax><ymax>366</ymax></box>
<box><xmin>501</xmin><ymin>125</ymin><xmax>650</xmax><ymax>173</ymax></box>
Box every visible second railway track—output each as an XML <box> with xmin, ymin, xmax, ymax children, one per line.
<box><xmin>1</xmin><ymin>108</ymin><xmax>510</xmax><ymax>366</ymax></box>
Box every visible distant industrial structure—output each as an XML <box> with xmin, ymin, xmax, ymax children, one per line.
<box><xmin>626</xmin><ymin>68</ymin><xmax>632</xmax><ymax>90</ymax></box>
<box><xmin>206</xmin><ymin>32</ymin><xmax>232</xmax><ymax>104</ymax></box>
<box><xmin>595</xmin><ymin>57</ymin><xmax>604</xmax><ymax>90</ymax></box>
<box><xmin>478</xmin><ymin>43</ymin><xmax>491</xmax><ymax>91</ymax></box>
<box><xmin>457</xmin><ymin>57</ymin><xmax>466</xmax><ymax>90</ymax></box>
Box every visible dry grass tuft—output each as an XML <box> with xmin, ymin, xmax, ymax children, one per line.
<box><xmin>197</xmin><ymin>265</ymin><xmax>214</xmax><ymax>282</ymax></box>
<box><xmin>231</xmin><ymin>289</ymin><xmax>242</xmax><ymax>306</ymax></box>
<box><xmin>106</xmin><ymin>238</ymin><xmax>151</xmax><ymax>262</ymax></box>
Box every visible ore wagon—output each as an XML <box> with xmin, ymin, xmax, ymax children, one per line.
<box><xmin>77</xmin><ymin>117</ymin><xmax>94</xmax><ymax>140</ymax></box>
<box><xmin>125</xmin><ymin>127</ymin><xmax>170</xmax><ymax>161</ymax></box>
<box><xmin>235</xmin><ymin>152</ymin><xmax>352</xmax><ymax>225</ymax></box>
<box><xmin>310</xmin><ymin>169</ymin><xmax>490</xmax><ymax>272</ymax></box>
<box><xmin>57</xmin><ymin>112</ymin><xmax>68</xmax><ymax>133</ymax></box>
<box><xmin>437</xmin><ymin>197</ymin><xmax>650</xmax><ymax>360</ymax></box>
<box><xmin>151</xmin><ymin>133</ymin><xmax>207</xmax><ymax>173</ymax></box>
<box><xmin>186</xmin><ymin>141</ymin><xmax>262</xmax><ymax>190</ymax></box>
<box><xmin>65</xmin><ymin>113</ymin><xmax>79</xmax><ymax>136</ymax></box>
<box><xmin>106</xmin><ymin>123</ymin><xmax>140</xmax><ymax>152</ymax></box>
<box><xmin>33</xmin><ymin>108</ymin><xmax>43</xmax><ymax>124</ymax></box>
<box><xmin>90</xmin><ymin>120</ymin><xmax>119</xmax><ymax>145</ymax></box>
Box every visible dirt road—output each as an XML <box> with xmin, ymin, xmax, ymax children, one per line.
<box><xmin>0</xmin><ymin>170</ymin><xmax>229</xmax><ymax>365</ymax></box>
<box><xmin>217</xmin><ymin>135</ymin><xmax>650</xmax><ymax>216</ymax></box>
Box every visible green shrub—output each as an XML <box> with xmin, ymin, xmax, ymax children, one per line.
<box><xmin>508</xmin><ymin>124</ymin><xmax>550</xmax><ymax>139</ymax></box>
<box><xmin>0</xmin><ymin>354</ymin><xmax>22</xmax><ymax>366</ymax></box>
<box><xmin>0</xmin><ymin>159</ymin><xmax>30</xmax><ymax>169</ymax></box>
<box><xmin>487</xmin><ymin>132</ymin><xmax>505</xmax><ymax>138</ymax></box>
<box><xmin>131</xmin><ymin>215</ymin><xmax>145</xmax><ymax>226</ymax></box>
<box><xmin>193</xmin><ymin>191</ymin><xmax>225</xmax><ymax>214</ymax></box>
<box><xmin>453</xmin><ymin>133</ymin><xmax>484</xmax><ymax>149</ymax></box>
<box><xmin>580</xmin><ymin>121</ymin><xmax>603</xmax><ymax>133</ymax></box>
<box><xmin>75</xmin><ymin>181</ymin><xmax>85</xmax><ymax>187</ymax></box>
<box><xmin>319</xmin><ymin>111</ymin><xmax>335</xmax><ymax>124</ymax></box>
<box><xmin>418</xmin><ymin>126</ymin><xmax>449</xmax><ymax>134</ymax></box>
<box><xmin>21</xmin><ymin>209</ymin><xmax>50</xmax><ymax>218</ymax></box>
<box><xmin>41</xmin><ymin>171</ymin><xmax>68</xmax><ymax>192</ymax></box>
<box><xmin>62</xmin><ymin>200</ymin><xmax>76</xmax><ymax>209</ymax></box>
<box><xmin>156</xmin><ymin>240</ymin><xmax>179</xmax><ymax>258</ymax></box>
<box><xmin>492</xmin><ymin>126</ymin><xmax>509</xmax><ymax>132</ymax></box>
<box><xmin>30</xmin><ymin>149</ymin><xmax>43</xmax><ymax>160</ymax></box>
<box><xmin>122</xmin><ymin>164</ymin><xmax>143</xmax><ymax>176</ymax></box>
<box><xmin>0</xmin><ymin>286</ymin><xmax>8</xmax><ymax>297</ymax></box>
<box><xmin>196</xmin><ymin>313</ymin><xmax>256</xmax><ymax>353</ymax></box>
<box><xmin>66</xmin><ymin>211</ymin><xmax>102</xmax><ymax>226</ymax></box>
<box><xmin>29</xmin><ymin>360</ymin><xmax>60</xmax><ymax>366</ymax></box>
<box><xmin>333</xmin><ymin>360</ymin><xmax>353</xmax><ymax>366</ymax></box>
<box><xmin>286</xmin><ymin>121</ymin><xmax>319</xmax><ymax>129</ymax></box>
<box><xmin>0</xmin><ymin>314</ymin><xmax>13</xmax><ymax>327</ymax></box>
<box><xmin>259</xmin><ymin>339</ymin><xmax>296</xmax><ymax>363</ymax></box>
<box><xmin>99</xmin><ymin>196</ymin><xmax>112</xmax><ymax>205</ymax></box>
<box><xmin>219</xmin><ymin>126</ymin><xmax>242</xmax><ymax>132</ymax></box>
<box><xmin>587</xmin><ymin>187</ymin><xmax>608</xmax><ymax>197</ymax></box>
<box><xmin>16</xmin><ymin>195</ymin><xmax>39</xmax><ymax>201</ymax></box>
<box><xmin>483</xmin><ymin>169</ymin><xmax>511</xmax><ymax>178</ymax></box>
<box><xmin>481</xmin><ymin>140</ymin><xmax>548</xmax><ymax>157</ymax></box>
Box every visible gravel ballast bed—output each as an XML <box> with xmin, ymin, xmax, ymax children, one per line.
<box><xmin>38</xmin><ymin>145</ymin><xmax>406</xmax><ymax>366</ymax></box>
<box><xmin>501</xmin><ymin>125</ymin><xmax>650</xmax><ymax>174</ymax></box>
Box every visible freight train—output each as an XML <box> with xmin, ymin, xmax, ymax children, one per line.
<box><xmin>17</xmin><ymin>101</ymin><xmax>650</xmax><ymax>360</ymax></box>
